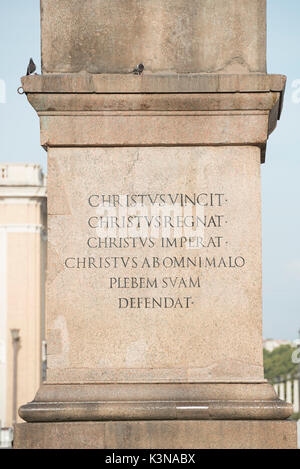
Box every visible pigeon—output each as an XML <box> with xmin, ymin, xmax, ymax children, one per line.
<box><xmin>26</xmin><ymin>58</ymin><xmax>36</xmax><ymax>76</ymax></box>
<box><xmin>133</xmin><ymin>63</ymin><xmax>144</xmax><ymax>75</ymax></box>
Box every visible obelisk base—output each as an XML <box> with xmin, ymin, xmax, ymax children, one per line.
<box><xmin>18</xmin><ymin>382</ymin><xmax>293</xmax><ymax>421</ymax></box>
<box><xmin>14</xmin><ymin>420</ymin><xmax>297</xmax><ymax>449</ymax></box>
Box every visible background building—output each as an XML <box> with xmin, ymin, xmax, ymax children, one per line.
<box><xmin>0</xmin><ymin>163</ymin><xmax>46</xmax><ymax>431</ymax></box>
<box><xmin>263</xmin><ymin>339</ymin><xmax>299</xmax><ymax>353</ymax></box>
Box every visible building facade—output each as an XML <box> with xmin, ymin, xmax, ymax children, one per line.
<box><xmin>0</xmin><ymin>163</ymin><xmax>46</xmax><ymax>428</ymax></box>
<box><xmin>263</xmin><ymin>339</ymin><xmax>299</xmax><ymax>353</ymax></box>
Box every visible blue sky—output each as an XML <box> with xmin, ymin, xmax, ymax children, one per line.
<box><xmin>0</xmin><ymin>0</ymin><xmax>299</xmax><ymax>340</ymax></box>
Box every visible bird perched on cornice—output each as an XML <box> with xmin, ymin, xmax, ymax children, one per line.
<box><xmin>26</xmin><ymin>58</ymin><xmax>36</xmax><ymax>76</ymax></box>
<box><xmin>133</xmin><ymin>63</ymin><xmax>144</xmax><ymax>75</ymax></box>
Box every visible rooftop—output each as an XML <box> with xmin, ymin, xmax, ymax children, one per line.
<box><xmin>0</xmin><ymin>163</ymin><xmax>47</xmax><ymax>198</ymax></box>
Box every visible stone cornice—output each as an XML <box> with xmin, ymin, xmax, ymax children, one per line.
<box><xmin>19</xmin><ymin>74</ymin><xmax>286</xmax><ymax>163</ymax></box>
<box><xmin>21</xmin><ymin>73</ymin><xmax>286</xmax><ymax>94</ymax></box>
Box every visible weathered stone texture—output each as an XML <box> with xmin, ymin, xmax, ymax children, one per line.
<box><xmin>41</xmin><ymin>0</ymin><xmax>266</xmax><ymax>74</ymax></box>
<box><xmin>14</xmin><ymin>420</ymin><xmax>297</xmax><ymax>449</ymax></box>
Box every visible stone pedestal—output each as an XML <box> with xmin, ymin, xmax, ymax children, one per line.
<box><xmin>15</xmin><ymin>0</ymin><xmax>297</xmax><ymax>449</ymax></box>
<box><xmin>14</xmin><ymin>421</ymin><xmax>297</xmax><ymax>449</ymax></box>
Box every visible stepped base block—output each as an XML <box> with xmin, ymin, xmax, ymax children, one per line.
<box><xmin>18</xmin><ymin>383</ymin><xmax>293</xmax><ymax>422</ymax></box>
<box><xmin>14</xmin><ymin>420</ymin><xmax>297</xmax><ymax>449</ymax></box>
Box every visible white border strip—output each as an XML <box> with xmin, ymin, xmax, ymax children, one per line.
<box><xmin>0</xmin><ymin>229</ymin><xmax>7</xmax><ymax>426</ymax></box>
